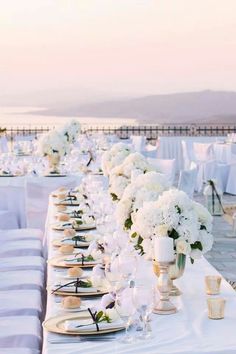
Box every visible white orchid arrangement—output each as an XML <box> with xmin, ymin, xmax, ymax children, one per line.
<box><xmin>116</xmin><ymin>171</ymin><xmax>169</xmax><ymax>230</ymax></box>
<box><xmin>131</xmin><ymin>189</ymin><xmax>213</xmax><ymax>263</ymax></box>
<box><xmin>59</xmin><ymin>119</ymin><xmax>81</xmax><ymax>144</ymax></box>
<box><xmin>38</xmin><ymin>129</ymin><xmax>69</xmax><ymax>158</ymax></box>
<box><xmin>101</xmin><ymin>142</ymin><xmax>133</xmax><ymax>176</ymax></box>
<box><xmin>109</xmin><ymin>152</ymin><xmax>155</xmax><ymax>201</ymax></box>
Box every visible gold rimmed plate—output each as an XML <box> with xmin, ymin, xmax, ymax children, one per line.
<box><xmin>43</xmin><ymin>313</ymin><xmax>125</xmax><ymax>335</ymax></box>
<box><xmin>51</xmin><ymin>222</ymin><xmax>96</xmax><ymax>232</ymax></box>
<box><xmin>48</xmin><ymin>255</ymin><xmax>98</xmax><ymax>268</ymax></box>
<box><xmin>51</xmin><ymin>288</ymin><xmax>108</xmax><ymax>297</ymax></box>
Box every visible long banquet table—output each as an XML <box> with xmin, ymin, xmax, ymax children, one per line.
<box><xmin>42</xmin><ymin>196</ymin><xmax>236</xmax><ymax>354</ymax></box>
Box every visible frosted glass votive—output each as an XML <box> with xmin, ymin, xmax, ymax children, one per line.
<box><xmin>205</xmin><ymin>275</ymin><xmax>222</xmax><ymax>295</ymax></box>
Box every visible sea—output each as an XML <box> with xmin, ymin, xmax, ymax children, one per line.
<box><xmin>0</xmin><ymin>106</ymin><xmax>137</xmax><ymax>129</ymax></box>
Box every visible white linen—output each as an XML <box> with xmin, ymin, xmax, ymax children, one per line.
<box><xmin>1</xmin><ymin>256</ymin><xmax>45</xmax><ymax>272</ymax></box>
<box><xmin>0</xmin><ymin>316</ymin><xmax>41</xmax><ymax>350</ymax></box>
<box><xmin>147</xmin><ymin>157</ymin><xmax>176</xmax><ymax>185</ymax></box>
<box><xmin>0</xmin><ymin>290</ymin><xmax>42</xmax><ymax>317</ymax></box>
<box><xmin>226</xmin><ymin>163</ymin><xmax>236</xmax><ymax>195</ymax></box>
<box><xmin>178</xmin><ymin>167</ymin><xmax>197</xmax><ymax>198</ymax></box>
<box><xmin>0</xmin><ymin>349</ymin><xmax>40</xmax><ymax>354</ymax></box>
<box><xmin>52</xmin><ymin>283</ymin><xmax>98</xmax><ymax>293</ymax></box>
<box><xmin>0</xmin><ymin>210</ymin><xmax>18</xmax><ymax>230</ymax></box>
<box><xmin>43</xmin><ymin>196</ymin><xmax>236</xmax><ymax>354</ymax></box>
<box><xmin>0</xmin><ymin>228</ymin><xmax>43</xmax><ymax>241</ymax></box>
<box><xmin>0</xmin><ymin>270</ymin><xmax>44</xmax><ymax>291</ymax></box>
<box><xmin>0</xmin><ymin>240</ymin><xmax>42</xmax><ymax>257</ymax></box>
<box><xmin>64</xmin><ymin>317</ymin><xmax>124</xmax><ymax>332</ymax></box>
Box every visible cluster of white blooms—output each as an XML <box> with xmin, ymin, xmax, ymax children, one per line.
<box><xmin>109</xmin><ymin>152</ymin><xmax>155</xmax><ymax>200</ymax></box>
<box><xmin>59</xmin><ymin>119</ymin><xmax>81</xmax><ymax>144</ymax></box>
<box><xmin>38</xmin><ymin>120</ymin><xmax>81</xmax><ymax>157</ymax></box>
<box><xmin>101</xmin><ymin>142</ymin><xmax>133</xmax><ymax>176</ymax></box>
<box><xmin>116</xmin><ymin>171</ymin><xmax>169</xmax><ymax>230</ymax></box>
<box><xmin>38</xmin><ymin>129</ymin><xmax>69</xmax><ymax>158</ymax></box>
<box><xmin>131</xmin><ymin>189</ymin><xmax>213</xmax><ymax>261</ymax></box>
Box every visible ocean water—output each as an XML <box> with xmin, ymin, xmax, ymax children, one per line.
<box><xmin>0</xmin><ymin>106</ymin><xmax>137</xmax><ymax>128</ymax></box>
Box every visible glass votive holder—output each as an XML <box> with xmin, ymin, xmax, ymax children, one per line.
<box><xmin>207</xmin><ymin>298</ymin><xmax>225</xmax><ymax>320</ymax></box>
<box><xmin>205</xmin><ymin>275</ymin><xmax>222</xmax><ymax>295</ymax></box>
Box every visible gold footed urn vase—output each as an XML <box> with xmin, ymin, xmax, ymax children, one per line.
<box><xmin>153</xmin><ymin>253</ymin><xmax>186</xmax><ymax>296</ymax></box>
<box><xmin>47</xmin><ymin>153</ymin><xmax>61</xmax><ymax>174</ymax></box>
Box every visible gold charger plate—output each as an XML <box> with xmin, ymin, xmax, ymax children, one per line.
<box><xmin>43</xmin><ymin>313</ymin><xmax>125</xmax><ymax>335</ymax></box>
<box><xmin>51</xmin><ymin>288</ymin><xmax>108</xmax><ymax>296</ymax></box>
<box><xmin>48</xmin><ymin>255</ymin><xmax>97</xmax><ymax>268</ymax></box>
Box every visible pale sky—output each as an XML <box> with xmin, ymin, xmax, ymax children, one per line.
<box><xmin>0</xmin><ymin>0</ymin><xmax>236</xmax><ymax>101</ymax></box>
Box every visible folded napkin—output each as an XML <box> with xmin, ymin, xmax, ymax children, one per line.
<box><xmin>65</xmin><ymin>317</ymin><xmax>123</xmax><ymax>332</ymax></box>
<box><xmin>64</xmin><ymin>257</ymin><xmax>97</xmax><ymax>265</ymax></box>
<box><xmin>52</xmin><ymin>283</ymin><xmax>98</xmax><ymax>293</ymax></box>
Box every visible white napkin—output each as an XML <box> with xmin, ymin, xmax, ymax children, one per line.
<box><xmin>52</xmin><ymin>283</ymin><xmax>98</xmax><ymax>293</ymax></box>
<box><xmin>65</xmin><ymin>317</ymin><xmax>123</xmax><ymax>332</ymax></box>
<box><xmin>64</xmin><ymin>257</ymin><xmax>97</xmax><ymax>265</ymax></box>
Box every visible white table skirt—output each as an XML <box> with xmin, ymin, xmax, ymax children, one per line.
<box><xmin>42</xmin><ymin>197</ymin><xmax>236</xmax><ymax>354</ymax></box>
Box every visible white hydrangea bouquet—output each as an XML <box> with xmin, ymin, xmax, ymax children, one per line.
<box><xmin>38</xmin><ymin>129</ymin><xmax>69</xmax><ymax>158</ymax></box>
<box><xmin>101</xmin><ymin>142</ymin><xmax>133</xmax><ymax>176</ymax></box>
<box><xmin>131</xmin><ymin>189</ymin><xmax>213</xmax><ymax>263</ymax></box>
<box><xmin>109</xmin><ymin>152</ymin><xmax>155</xmax><ymax>201</ymax></box>
<box><xmin>116</xmin><ymin>171</ymin><xmax>169</xmax><ymax>230</ymax></box>
<box><xmin>59</xmin><ymin>119</ymin><xmax>81</xmax><ymax>144</ymax></box>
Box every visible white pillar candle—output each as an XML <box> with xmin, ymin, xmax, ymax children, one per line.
<box><xmin>154</xmin><ymin>237</ymin><xmax>174</xmax><ymax>263</ymax></box>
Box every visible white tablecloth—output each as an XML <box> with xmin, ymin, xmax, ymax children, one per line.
<box><xmin>42</xmin><ymin>197</ymin><xmax>236</xmax><ymax>354</ymax></box>
<box><xmin>213</xmin><ymin>143</ymin><xmax>236</xmax><ymax>164</ymax></box>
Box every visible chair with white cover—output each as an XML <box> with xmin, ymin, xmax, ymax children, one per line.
<box><xmin>192</xmin><ymin>143</ymin><xmax>216</xmax><ymax>192</ymax></box>
<box><xmin>0</xmin><ymin>239</ymin><xmax>43</xmax><ymax>258</ymax></box>
<box><xmin>181</xmin><ymin>140</ymin><xmax>192</xmax><ymax>170</ymax></box>
<box><xmin>25</xmin><ymin>176</ymin><xmax>80</xmax><ymax>230</ymax></box>
<box><xmin>226</xmin><ymin>163</ymin><xmax>236</xmax><ymax>195</ymax></box>
<box><xmin>1</xmin><ymin>256</ymin><xmax>45</xmax><ymax>272</ymax></box>
<box><xmin>130</xmin><ymin>135</ymin><xmax>146</xmax><ymax>153</ymax></box>
<box><xmin>0</xmin><ymin>136</ymin><xmax>8</xmax><ymax>153</ymax></box>
<box><xmin>0</xmin><ymin>186</ymin><xmax>26</xmax><ymax>228</ymax></box>
<box><xmin>0</xmin><ymin>228</ymin><xmax>43</xmax><ymax>241</ymax></box>
<box><xmin>0</xmin><ymin>316</ymin><xmax>41</xmax><ymax>351</ymax></box>
<box><xmin>178</xmin><ymin>164</ymin><xmax>198</xmax><ymax>198</ymax></box>
<box><xmin>147</xmin><ymin>157</ymin><xmax>176</xmax><ymax>185</ymax></box>
<box><xmin>0</xmin><ymin>270</ymin><xmax>44</xmax><ymax>291</ymax></box>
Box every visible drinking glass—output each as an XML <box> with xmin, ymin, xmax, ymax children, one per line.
<box><xmin>133</xmin><ymin>285</ymin><xmax>154</xmax><ymax>339</ymax></box>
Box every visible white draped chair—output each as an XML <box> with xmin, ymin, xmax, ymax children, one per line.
<box><xmin>0</xmin><ymin>186</ymin><xmax>26</xmax><ymax>228</ymax></box>
<box><xmin>178</xmin><ymin>164</ymin><xmax>198</xmax><ymax>198</ymax></box>
<box><xmin>1</xmin><ymin>256</ymin><xmax>45</xmax><ymax>272</ymax></box>
<box><xmin>226</xmin><ymin>163</ymin><xmax>236</xmax><ymax>195</ymax></box>
<box><xmin>25</xmin><ymin>176</ymin><xmax>80</xmax><ymax>230</ymax></box>
<box><xmin>0</xmin><ymin>270</ymin><xmax>44</xmax><ymax>291</ymax></box>
<box><xmin>0</xmin><ymin>316</ymin><xmax>41</xmax><ymax>351</ymax></box>
<box><xmin>0</xmin><ymin>136</ymin><xmax>8</xmax><ymax>153</ymax></box>
<box><xmin>0</xmin><ymin>240</ymin><xmax>42</xmax><ymax>258</ymax></box>
<box><xmin>147</xmin><ymin>157</ymin><xmax>176</xmax><ymax>185</ymax></box>
<box><xmin>0</xmin><ymin>290</ymin><xmax>42</xmax><ymax>318</ymax></box>
<box><xmin>130</xmin><ymin>135</ymin><xmax>146</xmax><ymax>153</ymax></box>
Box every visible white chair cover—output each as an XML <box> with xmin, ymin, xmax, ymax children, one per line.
<box><xmin>0</xmin><ymin>228</ymin><xmax>43</xmax><ymax>241</ymax></box>
<box><xmin>0</xmin><ymin>349</ymin><xmax>40</xmax><ymax>354</ymax></box>
<box><xmin>147</xmin><ymin>157</ymin><xmax>176</xmax><ymax>185</ymax></box>
<box><xmin>0</xmin><ymin>316</ymin><xmax>41</xmax><ymax>349</ymax></box>
<box><xmin>193</xmin><ymin>142</ymin><xmax>213</xmax><ymax>162</ymax></box>
<box><xmin>25</xmin><ymin>176</ymin><xmax>79</xmax><ymax>230</ymax></box>
<box><xmin>0</xmin><ymin>137</ymin><xmax>8</xmax><ymax>153</ymax></box>
<box><xmin>1</xmin><ymin>256</ymin><xmax>45</xmax><ymax>272</ymax></box>
<box><xmin>0</xmin><ymin>186</ymin><xmax>26</xmax><ymax>228</ymax></box>
<box><xmin>178</xmin><ymin>166</ymin><xmax>198</xmax><ymax>198</ymax></box>
<box><xmin>226</xmin><ymin>163</ymin><xmax>236</xmax><ymax>195</ymax></box>
<box><xmin>0</xmin><ymin>270</ymin><xmax>44</xmax><ymax>291</ymax></box>
<box><xmin>181</xmin><ymin>140</ymin><xmax>191</xmax><ymax>170</ymax></box>
<box><xmin>130</xmin><ymin>135</ymin><xmax>146</xmax><ymax>152</ymax></box>
<box><xmin>0</xmin><ymin>210</ymin><xmax>18</xmax><ymax>230</ymax></box>
<box><xmin>0</xmin><ymin>290</ymin><xmax>42</xmax><ymax>317</ymax></box>
<box><xmin>0</xmin><ymin>240</ymin><xmax>42</xmax><ymax>257</ymax></box>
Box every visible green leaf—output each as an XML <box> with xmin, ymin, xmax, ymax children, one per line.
<box><xmin>168</xmin><ymin>229</ymin><xmax>179</xmax><ymax>240</ymax></box>
<box><xmin>131</xmin><ymin>232</ymin><xmax>137</xmax><ymax>239</ymax></box>
<box><xmin>76</xmin><ymin>220</ymin><xmax>83</xmax><ymax>225</ymax></box>
<box><xmin>190</xmin><ymin>257</ymin><xmax>194</xmax><ymax>264</ymax></box>
<box><xmin>96</xmin><ymin>311</ymin><xmax>104</xmax><ymax>322</ymax></box>
<box><xmin>124</xmin><ymin>217</ymin><xmax>133</xmax><ymax>230</ymax></box>
<box><xmin>110</xmin><ymin>193</ymin><xmax>118</xmax><ymax>201</ymax></box>
<box><xmin>175</xmin><ymin>205</ymin><xmax>181</xmax><ymax>214</ymax></box>
<box><xmin>191</xmin><ymin>241</ymin><xmax>203</xmax><ymax>251</ymax></box>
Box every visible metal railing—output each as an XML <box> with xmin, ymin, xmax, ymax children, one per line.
<box><xmin>1</xmin><ymin>124</ymin><xmax>236</xmax><ymax>142</ymax></box>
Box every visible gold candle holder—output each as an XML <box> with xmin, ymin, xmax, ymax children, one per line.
<box><xmin>207</xmin><ymin>298</ymin><xmax>225</xmax><ymax>319</ymax></box>
<box><xmin>153</xmin><ymin>261</ymin><xmax>177</xmax><ymax>315</ymax></box>
<box><xmin>205</xmin><ymin>275</ymin><xmax>222</xmax><ymax>295</ymax></box>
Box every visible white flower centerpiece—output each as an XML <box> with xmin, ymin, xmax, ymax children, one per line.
<box><xmin>116</xmin><ymin>171</ymin><xmax>169</xmax><ymax>230</ymax></box>
<box><xmin>109</xmin><ymin>152</ymin><xmax>155</xmax><ymax>201</ymax></box>
<box><xmin>131</xmin><ymin>189</ymin><xmax>213</xmax><ymax>263</ymax></box>
<box><xmin>101</xmin><ymin>142</ymin><xmax>133</xmax><ymax>177</ymax></box>
<box><xmin>38</xmin><ymin>129</ymin><xmax>69</xmax><ymax>174</ymax></box>
<box><xmin>59</xmin><ymin>119</ymin><xmax>81</xmax><ymax>144</ymax></box>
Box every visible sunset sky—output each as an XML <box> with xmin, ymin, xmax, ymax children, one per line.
<box><xmin>0</xmin><ymin>0</ymin><xmax>236</xmax><ymax>102</ymax></box>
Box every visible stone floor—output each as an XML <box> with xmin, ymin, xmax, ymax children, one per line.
<box><xmin>195</xmin><ymin>193</ymin><xmax>236</xmax><ymax>282</ymax></box>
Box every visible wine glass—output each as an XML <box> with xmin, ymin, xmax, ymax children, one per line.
<box><xmin>118</xmin><ymin>249</ymin><xmax>137</xmax><ymax>285</ymax></box>
<box><xmin>133</xmin><ymin>284</ymin><xmax>154</xmax><ymax>340</ymax></box>
<box><xmin>104</xmin><ymin>257</ymin><xmax>123</xmax><ymax>295</ymax></box>
<box><xmin>115</xmin><ymin>288</ymin><xmax>136</xmax><ymax>343</ymax></box>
